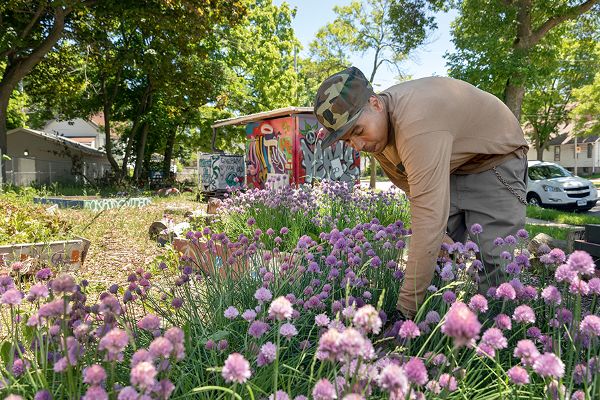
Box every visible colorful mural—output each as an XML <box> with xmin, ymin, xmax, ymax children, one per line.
<box><xmin>199</xmin><ymin>153</ymin><xmax>245</xmax><ymax>192</ymax></box>
<box><xmin>297</xmin><ymin>116</ymin><xmax>360</xmax><ymax>184</ymax></box>
<box><xmin>244</xmin><ymin>113</ymin><xmax>360</xmax><ymax>189</ymax></box>
<box><xmin>246</xmin><ymin>118</ymin><xmax>293</xmax><ymax>189</ymax></box>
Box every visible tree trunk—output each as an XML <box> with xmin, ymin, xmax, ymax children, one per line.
<box><xmin>0</xmin><ymin>88</ymin><xmax>10</xmax><ymax>185</ymax></box>
<box><xmin>102</xmin><ymin>89</ymin><xmax>121</xmax><ymax>175</ymax></box>
<box><xmin>503</xmin><ymin>80</ymin><xmax>526</xmax><ymax>120</ymax></box>
<box><xmin>369</xmin><ymin>155</ymin><xmax>376</xmax><ymax>189</ymax></box>
<box><xmin>163</xmin><ymin>128</ymin><xmax>177</xmax><ymax>178</ymax></box>
<box><xmin>536</xmin><ymin>145</ymin><xmax>544</xmax><ymax>161</ymax></box>
<box><xmin>133</xmin><ymin>122</ymin><xmax>149</xmax><ymax>181</ymax></box>
<box><xmin>121</xmin><ymin>82</ymin><xmax>152</xmax><ymax>178</ymax></box>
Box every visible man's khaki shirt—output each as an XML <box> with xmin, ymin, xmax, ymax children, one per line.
<box><xmin>373</xmin><ymin>77</ymin><xmax>529</xmax><ymax>316</ymax></box>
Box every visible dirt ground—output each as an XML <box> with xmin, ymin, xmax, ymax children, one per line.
<box><xmin>59</xmin><ymin>195</ymin><xmax>206</xmax><ymax>292</ymax></box>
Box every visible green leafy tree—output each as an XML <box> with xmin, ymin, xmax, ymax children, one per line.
<box><xmin>306</xmin><ymin>0</ymin><xmax>436</xmax><ymax>188</ymax></box>
<box><xmin>443</xmin><ymin>0</ymin><xmax>599</xmax><ymax>120</ymax></box>
<box><xmin>522</xmin><ymin>14</ymin><xmax>599</xmax><ymax>160</ymax></box>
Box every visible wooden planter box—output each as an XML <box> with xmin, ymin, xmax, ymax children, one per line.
<box><xmin>0</xmin><ymin>236</ymin><xmax>91</xmax><ymax>274</ymax></box>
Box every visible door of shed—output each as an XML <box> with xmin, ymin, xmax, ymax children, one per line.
<box><xmin>245</xmin><ymin>114</ymin><xmax>360</xmax><ymax>189</ymax></box>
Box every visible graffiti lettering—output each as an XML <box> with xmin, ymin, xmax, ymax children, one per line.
<box><xmin>199</xmin><ymin>154</ymin><xmax>245</xmax><ymax>192</ymax></box>
<box><xmin>300</xmin><ymin>129</ymin><xmax>360</xmax><ymax>184</ymax></box>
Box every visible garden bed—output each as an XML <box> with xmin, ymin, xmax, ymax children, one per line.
<box><xmin>0</xmin><ymin>236</ymin><xmax>90</xmax><ymax>273</ymax></box>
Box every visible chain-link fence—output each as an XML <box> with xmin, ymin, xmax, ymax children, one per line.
<box><xmin>5</xmin><ymin>156</ymin><xmax>111</xmax><ymax>186</ymax></box>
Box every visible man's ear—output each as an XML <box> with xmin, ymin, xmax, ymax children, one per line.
<box><xmin>369</xmin><ymin>95</ymin><xmax>384</xmax><ymax>112</ymax></box>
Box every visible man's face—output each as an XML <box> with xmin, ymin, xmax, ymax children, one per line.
<box><xmin>338</xmin><ymin>96</ymin><xmax>388</xmax><ymax>153</ymax></box>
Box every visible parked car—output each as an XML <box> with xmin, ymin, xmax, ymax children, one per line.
<box><xmin>526</xmin><ymin>161</ymin><xmax>598</xmax><ymax>211</ymax></box>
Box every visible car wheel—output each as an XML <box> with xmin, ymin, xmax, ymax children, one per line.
<box><xmin>527</xmin><ymin>193</ymin><xmax>542</xmax><ymax>207</ymax></box>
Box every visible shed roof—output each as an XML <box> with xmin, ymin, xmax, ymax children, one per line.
<box><xmin>8</xmin><ymin>128</ymin><xmax>107</xmax><ymax>157</ymax></box>
<box><xmin>211</xmin><ymin>106</ymin><xmax>314</xmax><ymax>128</ymax></box>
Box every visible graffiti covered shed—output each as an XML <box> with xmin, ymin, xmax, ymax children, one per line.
<box><xmin>211</xmin><ymin>107</ymin><xmax>360</xmax><ymax>189</ymax></box>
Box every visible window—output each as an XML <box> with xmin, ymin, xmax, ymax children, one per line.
<box><xmin>554</xmin><ymin>146</ymin><xmax>560</xmax><ymax>161</ymax></box>
<box><xmin>588</xmin><ymin>143</ymin><xmax>593</xmax><ymax>159</ymax></box>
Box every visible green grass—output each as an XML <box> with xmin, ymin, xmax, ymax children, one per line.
<box><xmin>526</xmin><ymin>205</ymin><xmax>600</xmax><ymax>225</ymax></box>
<box><xmin>525</xmin><ymin>223</ymin><xmax>569</xmax><ymax>240</ymax></box>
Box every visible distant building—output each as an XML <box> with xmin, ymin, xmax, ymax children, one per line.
<box><xmin>6</xmin><ymin>128</ymin><xmax>111</xmax><ymax>186</ymax></box>
<box><xmin>43</xmin><ymin>116</ymin><xmax>105</xmax><ymax>150</ymax></box>
<box><xmin>526</xmin><ymin>121</ymin><xmax>599</xmax><ymax>175</ymax></box>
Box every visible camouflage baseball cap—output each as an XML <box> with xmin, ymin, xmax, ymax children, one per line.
<box><xmin>314</xmin><ymin>66</ymin><xmax>375</xmax><ymax>148</ymax></box>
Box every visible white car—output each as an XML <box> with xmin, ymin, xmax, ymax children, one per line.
<box><xmin>526</xmin><ymin>161</ymin><xmax>598</xmax><ymax>212</ymax></box>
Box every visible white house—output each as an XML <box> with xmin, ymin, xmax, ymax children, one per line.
<box><xmin>526</xmin><ymin>121</ymin><xmax>599</xmax><ymax>175</ymax></box>
<box><xmin>44</xmin><ymin>116</ymin><xmax>105</xmax><ymax>150</ymax></box>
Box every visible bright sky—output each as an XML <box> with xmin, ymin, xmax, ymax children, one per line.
<box><xmin>273</xmin><ymin>0</ymin><xmax>458</xmax><ymax>90</ymax></box>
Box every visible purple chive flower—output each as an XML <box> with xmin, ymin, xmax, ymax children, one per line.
<box><xmin>441</xmin><ymin>301</ymin><xmax>481</xmax><ymax>347</ymax></box>
<box><xmin>514</xmin><ymin>339</ymin><xmax>540</xmax><ymax>367</ymax></box>
<box><xmin>470</xmin><ymin>224</ymin><xmax>483</xmax><ymax>235</ymax></box>
<box><xmin>513</xmin><ymin>305</ymin><xmax>536</xmax><ymax>324</ymax></box>
<box><xmin>315</xmin><ymin>314</ymin><xmax>330</xmax><ymax>327</ymax></box>
<box><xmin>527</xmin><ymin>327</ymin><xmax>542</xmax><ymax>339</ymax></box>
<box><xmin>137</xmin><ymin>314</ymin><xmax>160</xmax><ymax>331</ymax></box>
<box><xmin>403</xmin><ymin>357</ymin><xmax>428</xmax><ymax>386</ymax></box>
<box><xmin>83</xmin><ymin>364</ymin><xmax>107</xmax><ymax>385</ymax></box>
<box><xmin>98</xmin><ymin>328</ymin><xmax>129</xmax><ymax>361</ymax></box>
<box><xmin>268</xmin><ymin>297</ymin><xmax>293</xmax><ymax>321</ymax></box>
<box><xmin>398</xmin><ymin>320</ymin><xmax>420</xmax><ymax>339</ymax></box>
<box><xmin>378</xmin><ymin>364</ymin><xmax>409</xmax><ymax>397</ymax></box>
<box><xmin>1</xmin><ymin>289</ymin><xmax>23</xmax><ymax>305</ymax></box>
<box><xmin>533</xmin><ymin>353</ymin><xmax>564</xmax><ymax>378</ymax></box>
<box><xmin>50</xmin><ymin>273</ymin><xmax>77</xmax><ymax>293</ymax></box>
<box><xmin>149</xmin><ymin>337</ymin><xmax>174</xmax><ymax>358</ymax></box>
<box><xmin>280</xmin><ymin>322</ymin><xmax>298</xmax><ymax>339</ymax></box>
<box><xmin>171</xmin><ymin>297</ymin><xmax>183</xmax><ymax>309</ymax></box>
<box><xmin>34</xmin><ymin>390</ymin><xmax>51</xmax><ymax>400</ymax></box>
<box><xmin>567</xmin><ymin>250</ymin><xmax>595</xmax><ymax>276</ymax></box>
<box><xmin>131</xmin><ymin>349</ymin><xmax>152</xmax><ymax>367</ymax></box>
<box><xmin>130</xmin><ymin>361</ymin><xmax>157</xmax><ymax>390</ymax></box>
<box><xmin>580</xmin><ymin>315</ymin><xmax>600</xmax><ymax>337</ymax></box>
<box><xmin>27</xmin><ymin>283</ymin><xmax>49</xmax><ymax>301</ymax></box>
<box><xmin>477</xmin><ymin>342</ymin><xmax>496</xmax><ymax>358</ymax></box>
<box><xmin>516</xmin><ymin>229</ymin><xmax>529</xmax><ymax>239</ymax></box>
<box><xmin>218</xmin><ymin>339</ymin><xmax>228</xmax><ymax>351</ymax></box>
<box><xmin>36</xmin><ymin>268</ymin><xmax>53</xmax><ymax>280</ymax></box>
<box><xmin>589</xmin><ymin>278</ymin><xmax>600</xmax><ymax>295</ymax></box>
<box><xmin>425</xmin><ymin>311</ymin><xmax>441</xmax><ymax>325</ymax></box>
<box><xmin>555</xmin><ymin>264</ymin><xmax>577</xmax><ymax>283</ymax></box>
<box><xmin>495</xmin><ymin>283</ymin><xmax>516</xmax><ymax>300</ymax></box>
<box><xmin>507</xmin><ymin>366</ymin><xmax>529</xmax><ymax>385</ymax></box>
<box><xmin>82</xmin><ymin>386</ymin><xmax>108</xmax><ymax>400</ymax></box>
<box><xmin>541</xmin><ymin>285</ymin><xmax>562</xmax><ymax>305</ymax></box>
<box><xmin>269</xmin><ymin>391</ymin><xmax>290</xmax><ymax>400</ymax></box>
<box><xmin>248</xmin><ymin>320</ymin><xmax>269</xmax><ymax>338</ymax></box>
<box><xmin>439</xmin><ymin>373</ymin><xmax>458</xmax><ymax>392</ymax></box>
<box><xmin>468</xmin><ymin>294</ymin><xmax>488</xmax><ymax>313</ymax></box>
<box><xmin>312</xmin><ymin>379</ymin><xmax>337</xmax><ymax>400</ymax></box>
<box><xmin>224</xmin><ymin>306</ymin><xmax>239</xmax><ymax>320</ymax></box>
<box><xmin>504</xmin><ymin>235</ymin><xmax>517</xmax><ymax>245</ymax></box>
<box><xmin>481</xmin><ymin>327</ymin><xmax>507</xmax><ymax>349</ymax></box>
<box><xmin>257</xmin><ymin>342</ymin><xmax>277</xmax><ymax>367</ymax></box>
<box><xmin>222</xmin><ymin>353</ymin><xmax>251</xmax><ymax>383</ymax></box>
<box><xmin>255</xmin><ymin>287</ymin><xmax>273</xmax><ymax>303</ymax></box>
<box><xmin>242</xmin><ymin>309</ymin><xmax>257</xmax><ymax>322</ymax></box>
<box><xmin>353</xmin><ymin>305</ymin><xmax>382</xmax><ymax>334</ymax></box>
<box><xmin>442</xmin><ymin>290</ymin><xmax>456</xmax><ymax>304</ymax></box>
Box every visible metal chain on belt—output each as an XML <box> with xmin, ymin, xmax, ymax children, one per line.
<box><xmin>492</xmin><ymin>166</ymin><xmax>528</xmax><ymax>206</ymax></box>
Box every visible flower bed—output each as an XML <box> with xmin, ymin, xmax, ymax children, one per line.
<box><xmin>0</xmin><ymin>195</ymin><xmax>73</xmax><ymax>246</ymax></box>
<box><xmin>0</xmin><ymin>184</ymin><xmax>599</xmax><ymax>399</ymax></box>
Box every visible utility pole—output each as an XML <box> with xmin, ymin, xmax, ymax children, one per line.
<box><xmin>574</xmin><ymin>134</ymin><xmax>578</xmax><ymax>176</ymax></box>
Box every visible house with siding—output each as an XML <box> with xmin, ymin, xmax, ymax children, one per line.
<box><xmin>43</xmin><ymin>115</ymin><xmax>106</xmax><ymax>150</ymax></box>
<box><xmin>6</xmin><ymin>128</ymin><xmax>111</xmax><ymax>186</ymax></box>
<box><xmin>526</xmin><ymin>121</ymin><xmax>599</xmax><ymax>175</ymax></box>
